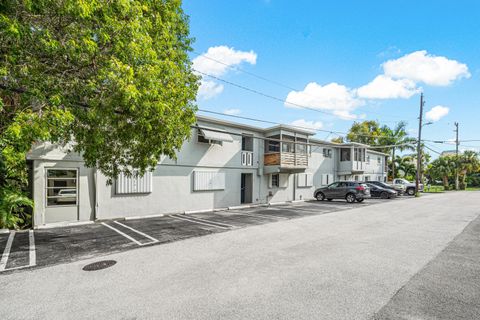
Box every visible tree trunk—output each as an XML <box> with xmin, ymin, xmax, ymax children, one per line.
<box><xmin>443</xmin><ymin>175</ymin><xmax>449</xmax><ymax>190</ymax></box>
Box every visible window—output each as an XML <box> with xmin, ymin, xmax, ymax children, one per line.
<box><xmin>296</xmin><ymin>138</ymin><xmax>308</xmax><ymax>154</ymax></box>
<box><xmin>364</xmin><ymin>176</ymin><xmax>370</xmax><ymax>181</ymax></box>
<box><xmin>323</xmin><ymin>148</ymin><xmax>332</xmax><ymax>158</ymax></box>
<box><xmin>266</xmin><ymin>135</ymin><xmax>280</xmax><ymax>152</ymax></box>
<box><xmin>46</xmin><ymin>169</ymin><xmax>77</xmax><ymax>206</ymax></box>
<box><xmin>378</xmin><ymin>176</ymin><xmax>382</xmax><ymax>182</ymax></box>
<box><xmin>197</xmin><ymin>129</ymin><xmax>223</xmax><ymax>145</ymax></box>
<box><xmin>340</xmin><ymin>148</ymin><xmax>351</xmax><ymax>161</ymax></box>
<box><xmin>377</xmin><ymin>156</ymin><xmax>381</xmax><ymax>164</ymax></box>
<box><xmin>116</xmin><ymin>171</ymin><xmax>152</xmax><ymax>194</ymax></box>
<box><xmin>242</xmin><ymin>135</ymin><xmax>254</xmax><ymax>151</ymax></box>
<box><xmin>282</xmin><ymin>135</ymin><xmax>295</xmax><ymax>153</ymax></box>
<box><xmin>271</xmin><ymin>174</ymin><xmax>279</xmax><ymax>188</ymax></box>
<box><xmin>297</xmin><ymin>173</ymin><xmax>313</xmax><ymax>187</ymax></box>
<box><xmin>193</xmin><ymin>171</ymin><xmax>225</xmax><ymax>191</ymax></box>
<box><xmin>354</xmin><ymin>175</ymin><xmax>359</xmax><ymax>181</ymax></box>
<box><xmin>366</xmin><ymin>155</ymin><xmax>370</xmax><ymax>164</ymax></box>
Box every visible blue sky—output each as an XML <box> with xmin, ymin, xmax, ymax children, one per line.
<box><xmin>183</xmin><ymin>0</ymin><xmax>480</xmax><ymax>155</ymax></box>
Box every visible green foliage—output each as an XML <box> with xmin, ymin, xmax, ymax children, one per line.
<box><xmin>0</xmin><ymin>188</ymin><xmax>33</xmax><ymax>229</ymax></box>
<box><xmin>427</xmin><ymin>155</ymin><xmax>456</xmax><ymax>190</ymax></box>
<box><xmin>1</xmin><ymin>0</ymin><xmax>199</xmax><ymax>228</ymax></box>
<box><xmin>341</xmin><ymin>120</ymin><xmax>417</xmax><ymax>179</ymax></box>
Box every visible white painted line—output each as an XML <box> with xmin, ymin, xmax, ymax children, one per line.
<box><xmin>229</xmin><ymin>211</ymin><xmax>288</xmax><ymax>220</ymax></box>
<box><xmin>101</xmin><ymin>222</ymin><xmax>143</xmax><ymax>246</ymax></box>
<box><xmin>29</xmin><ymin>230</ymin><xmax>36</xmax><ymax>267</ymax></box>
<box><xmin>0</xmin><ymin>231</ymin><xmax>15</xmax><ymax>271</ymax></box>
<box><xmin>180</xmin><ymin>215</ymin><xmax>234</xmax><ymax>228</ymax></box>
<box><xmin>170</xmin><ymin>215</ymin><xmax>231</xmax><ymax>230</ymax></box>
<box><xmin>113</xmin><ymin>221</ymin><xmax>159</xmax><ymax>243</ymax></box>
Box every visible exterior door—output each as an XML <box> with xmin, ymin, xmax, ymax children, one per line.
<box><xmin>44</xmin><ymin>168</ymin><xmax>79</xmax><ymax>224</ymax></box>
<box><xmin>241</xmin><ymin>173</ymin><xmax>253</xmax><ymax>204</ymax></box>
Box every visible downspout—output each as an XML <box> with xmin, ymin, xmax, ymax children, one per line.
<box><xmin>93</xmin><ymin>167</ymin><xmax>98</xmax><ymax>221</ymax></box>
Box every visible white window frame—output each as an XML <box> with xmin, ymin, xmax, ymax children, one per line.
<box><xmin>270</xmin><ymin>173</ymin><xmax>279</xmax><ymax>188</ymax></box>
<box><xmin>323</xmin><ymin>148</ymin><xmax>332</xmax><ymax>158</ymax></box>
<box><xmin>45</xmin><ymin>168</ymin><xmax>78</xmax><ymax>208</ymax></box>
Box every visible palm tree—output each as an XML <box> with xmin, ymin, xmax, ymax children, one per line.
<box><xmin>428</xmin><ymin>156</ymin><xmax>456</xmax><ymax>190</ymax></box>
<box><xmin>457</xmin><ymin>151</ymin><xmax>480</xmax><ymax>189</ymax></box>
<box><xmin>395</xmin><ymin>156</ymin><xmax>416</xmax><ymax>180</ymax></box>
<box><xmin>379</xmin><ymin>121</ymin><xmax>417</xmax><ymax>179</ymax></box>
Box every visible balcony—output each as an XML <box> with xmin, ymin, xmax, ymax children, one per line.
<box><xmin>263</xmin><ymin>133</ymin><xmax>309</xmax><ymax>174</ymax></box>
<box><xmin>264</xmin><ymin>152</ymin><xmax>308</xmax><ymax>168</ymax></box>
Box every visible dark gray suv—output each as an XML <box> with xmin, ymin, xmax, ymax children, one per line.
<box><xmin>314</xmin><ymin>181</ymin><xmax>371</xmax><ymax>203</ymax></box>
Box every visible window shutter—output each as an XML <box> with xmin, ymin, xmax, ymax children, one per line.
<box><xmin>193</xmin><ymin>171</ymin><xmax>225</xmax><ymax>191</ymax></box>
<box><xmin>116</xmin><ymin>171</ymin><xmax>152</xmax><ymax>194</ymax></box>
<box><xmin>279</xmin><ymin>174</ymin><xmax>289</xmax><ymax>188</ymax></box>
<box><xmin>297</xmin><ymin>173</ymin><xmax>306</xmax><ymax>187</ymax></box>
<box><xmin>306</xmin><ymin>173</ymin><xmax>313</xmax><ymax>187</ymax></box>
<box><xmin>268</xmin><ymin>174</ymin><xmax>273</xmax><ymax>188</ymax></box>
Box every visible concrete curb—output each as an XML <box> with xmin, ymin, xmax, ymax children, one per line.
<box><xmin>124</xmin><ymin>213</ymin><xmax>165</xmax><ymax>221</ymax></box>
<box><xmin>36</xmin><ymin>221</ymin><xmax>94</xmax><ymax>230</ymax></box>
<box><xmin>269</xmin><ymin>201</ymin><xmax>287</xmax><ymax>206</ymax></box>
<box><xmin>0</xmin><ymin>228</ymin><xmax>10</xmax><ymax>234</ymax></box>
<box><xmin>184</xmin><ymin>209</ymin><xmax>215</xmax><ymax>215</ymax></box>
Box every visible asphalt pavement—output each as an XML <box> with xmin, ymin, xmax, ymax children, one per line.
<box><xmin>0</xmin><ymin>192</ymin><xmax>478</xmax><ymax>319</ymax></box>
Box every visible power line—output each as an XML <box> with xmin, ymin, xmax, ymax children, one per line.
<box><xmin>193</xmin><ymin>68</ymin><xmax>415</xmax><ymax>122</ymax></box>
<box><xmin>192</xmin><ymin>52</ymin><xmax>416</xmax><ymax>121</ymax></box>
<box><xmin>197</xmin><ymin>108</ymin><xmax>419</xmax><ymax>144</ymax></box>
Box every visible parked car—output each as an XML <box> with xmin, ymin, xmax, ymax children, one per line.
<box><xmin>55</xmin><ymin>189</ymin><xmax>77</xmax><ymax>204</ymax></box>
<box><xmin>365</xmin><ymin>183</ymin><xmax>397</xmax><ymax>199</ymax></box>
<box><xmin>366</xmin><ymin>181</ymin><xmax>404</xmax><ymax>196</ymax></box>
<box><xmin>390</xmin><ymin>178</ymin><xmax>423</xmax><ymax>196</ymax></box>
<box><xmin>314</xmin><ymin>181</ymin><xmax>371</xmax><ymax>203</ymax></box>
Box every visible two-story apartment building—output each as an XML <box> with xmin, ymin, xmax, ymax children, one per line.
<box><xmin>27</xmin><ymin>115</ymin><xmax>388</xmax><ymax>228</ymax></box>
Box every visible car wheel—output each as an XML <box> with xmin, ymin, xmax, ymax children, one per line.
<box><xmin>327</xmin><ymin>198</ymin><xmax>333</xmax><ymax>201</ymax></box>
<box><xmin>315</xmin><ymin>192</ymin><xmax>325</xmax><ymax>201</ymax></box>
<box><xmin>346</xmin><ymin>193</ymin><xmax>356</xmax><ymax>203</ymax></box>
<box><xmin>356</xmin><ymin>198</ymin><xmax>364</xmax><ymax>202</ymax></box>
<box><xmin>380</xmin><ymin>191</ymin><xmax>389</xmax><ymax>199</ymax></box>
<box><xmin>406</xmin><ymin>188</ymin><xmax>415</xmax><ymax>196</ymax></box>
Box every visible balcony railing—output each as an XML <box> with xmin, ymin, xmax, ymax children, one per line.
<box><xmin>264</xmin><ymin>152</ymin><xmax>308</xmax><ymax>167</ymax></box>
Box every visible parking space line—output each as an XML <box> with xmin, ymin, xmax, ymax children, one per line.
<box><xmin>229</xmin><ymin>211</ymin><xmax>288</xmax><ymax>220</ymax></box>
<box><xmin>0</xmin><ymin>231</ymin><xmax>15</xmax><ymax>271</ymax></box>
<box><xmin>113</xmin><ymin>221</ymin><xmax>159</xmax><ymax>244</ymax></box>
<box><xmin>101</xmin><ymin>222</ymin><xmax>143</xmax><ymax>246</ymax></box>
<box><xmin>170</xmin><ymin>214</ymin><xmax>232</xmax><ymax>229</ymax></box>
<box><xmin>29</xmin><ymin>230</ymin><xmax>36</xmax><ymax>267</ymax></box>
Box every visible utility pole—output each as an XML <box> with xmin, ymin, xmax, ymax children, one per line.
<box><xmin>415</xmin><ymin>93</ymin><xmax>424</xmax><ymax>196</ymax></box>
<box><xmin>455</xmin><ymin>122</ymin><xmax>459</xmax><ymax>190</ymax></box>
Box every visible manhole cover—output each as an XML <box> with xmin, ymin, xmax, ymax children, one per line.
<box><xmin>82</xmin><ymin>260</ymin><xmax>117</xmax><ymax>271</ymax></box>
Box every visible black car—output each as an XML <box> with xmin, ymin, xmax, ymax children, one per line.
<box><xmin>366</xmin><ymin>181</ymin><xmax>403</xmax><ymax>196</ymax></box>
<box><xmin>314</xmin><ymin>181</ymin><xmax>371</xmax><ymax>203</ymax></box>
<box><xmin>365</xmin><ymin>183</ymin><xmax>397</xmax><ymax>199</ymax></box>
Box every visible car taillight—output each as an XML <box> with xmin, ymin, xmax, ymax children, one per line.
<box><xmin>356</xmin><ymin>186</ymin><xmax>365</xmax><ymax>191</ymax></box>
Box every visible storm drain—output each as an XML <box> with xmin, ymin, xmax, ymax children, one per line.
<box><xmin>82</xmin><ymin>260</ymin><xmax>117</xmax><ymax>271</ymax></box>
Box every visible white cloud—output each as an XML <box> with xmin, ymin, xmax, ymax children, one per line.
<box><xmin>192</xmin><ymin>46</ymin><xmax>257</xmax><ymax>76</ymax></box>
<box><xmin>356</xmin><ymin>75</ymin><xmax>419</xmax><ymax>99</ymax></box>
<box><xmin>290</xmin><ymin>119</ymin><xmax>323</xmax><ymax>130</ymax></box>
<box><xmin>383</xmin><ymin>50</ymin><xmax>470</xmax><ymax>86</ymax></box>
<box><xmin>224</xmin><ymin>108</ymin><xmax>241</xmax><ymax>115</ymax></box>
<box><xmin>193</xmin><ymin>46</ymin><xmax>257</xmax><ymax>100</ymax></box>
<box><xmin>197</xmin><ymin>80</ymin><xmax>224</xmax><ymax>100</ymax></box>
<box><xmin>425</xmin><ymin>105</ymin><xmax>449</xmax><ymax>122</ymax></box>
<box><xmin>285</xmin><ymin>82</ymin><xmax>364</xmax><ymax>120</ymax></box>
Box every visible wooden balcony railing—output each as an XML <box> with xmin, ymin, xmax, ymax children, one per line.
<box><xmin>264</xmin><ymin>152</ymin><xmax>308</xmax><ymax>167</ymax></box>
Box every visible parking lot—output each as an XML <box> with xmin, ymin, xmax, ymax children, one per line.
<box><xmin>0</xmin><ymin>197</ymin><xmax>411</xmax><ymax>274</ymax></box>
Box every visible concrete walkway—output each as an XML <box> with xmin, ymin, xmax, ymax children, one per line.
<box><xmin>0</xmin><ymin>192</ymin><xmax>478</xmax><ymax>319</ymax></box>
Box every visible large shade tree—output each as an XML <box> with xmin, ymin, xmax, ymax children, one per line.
<box><xmin>457</xmin><ymin>151</ymin><xmax>480</xmax><ymax>189</ymax></box>
<box><xmin>0</xmin><ymin>0</ymin><xmax>199</xmax><ymax>228</ymax></box>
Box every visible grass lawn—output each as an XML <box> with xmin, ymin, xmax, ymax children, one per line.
<box><xmin>424</xmin><ymin>185</ymin><xmax>445</xmax><ymax>193</ymax></box>
<box><xmin>424</xmin><ymin>185</ymin><xmax>480</xmax><ymax>192</ymax></box>
<box><xmin>466</xmin><ymin>187</ymin><xmax>480</xmax><ymax>191</ymax></box>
